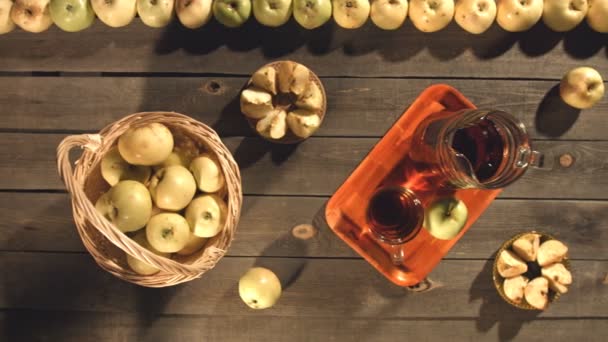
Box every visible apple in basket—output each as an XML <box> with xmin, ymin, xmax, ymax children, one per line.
<box><xmin>542</xmin><ymin>0</ymin><xmax>588</xmax><ymax>32</ymax></box>
<box><xmin>91</xmin><ymin>0</ymin><xmax>137</xmax><ymax>27</ymax></box>
<box><xmin>252</xmin><ymin>0</ymin><xmax>292</xmax><ymax>27</ymax></box>
<box><xmin>559</xmin><ymin>66</ymin><xmax>605</xmax><ymax>109</ymax></box>
<box><xmin>176</xmin><ymin>233</ymin><xmax>208</xmax><ymax>256</ymax></box>
<box><xmin>175</xmin><ymin>0</ymin><xmax>213</xmax><ymax>29</ymax></box>
<box><xmin>212</xmin><ymin>0</ymin><xmax>251</xmax><ymax>27</ymax></box>
<box><xmin>370</xmin><ymin>0</ymin><xmax>408</xmax><ymax>30</ymax></box>
<box><xmin>454</xmin><ymin>0</ymin><xmax>497</xmax><ymax>34</ymax></box>
<box><xmin>11</xmin><ymin>0</ymin><xmax>54</xmax><ymax>32</ymax></box>
<box><xmin>239</xmin><ymin>267</ymin><xmax>282</xmax><ymax>309</ymax></box>
<box><xmin>101</xmin><ymin>147</ymin><xmax>152</xmax><ymax>186</ymax></box>
<box><xmin>496</xmin><ymin>0</ymin><xmax>543</xmax><ymax>32</ymax></box>
<box><xmin>148</xmin><ymin>165</ymin><xmax>197</xmax><ymax>211</ymax></box>
<box><xmin>146</xmin><ymin>212</ymin><xmax>191</xmax><ymax>253</ymax></box>
<box><xmin>118</xmin><ymin>122</ymin><xmax>174</xmax><ymax>166</ymax></box>
<box><xmin>95</xmin><ymin>180</ymin><xmax>153</xmax><ymax>233</ymax></box>
<box><xmin>292</xmin><ymin>0</ymin><xmax>331</xmax><ymax>29</ymax></box>
<box><xmin>127</xmin><ymin>231</ymin><xmax>170</xmax><ymax>275</ymax></box>
<box><xmin>189</xmin><ymin>153</ymin><xmax>225</xmax><ymax>193</ymax></box>
<box><xmin>185</xmin><ymin>194</ymin><xmax>227</xmax><ymax>238</ymax></box>
<box><xmin>332</xmin><ymin>0</ymin><xmax>370</xmax><ymax>29</ymax></box>
<box><xmin>49</xmin><ymin>0</ymin><xmax>96</xmax><ymax>32</ymax></box>
<box><xmin>409</xmin><ymin>0</ymin><xmax>454</xmax><ymax>32</ymax></box>
<box><xmin>137</xmin><ymin>0</ymin><xmax>175</xmax><ymax>28</ymax></box>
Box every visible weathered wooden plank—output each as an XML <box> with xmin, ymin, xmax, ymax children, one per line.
<box><xmin>1</xmin><ymin>254</ymin><xmax>606</xmax><ymax>318</ymax></box>
<box><xmin>0</xmin><ymin>19</ymin><xmax>606</xmax><ymax>78</ymax></box>
<box><xmin>2</xmin><ymin>311</ymin><xmax>606</xmax><ymax>342</ymax></box>
<box><xmin>1</xmin><ymin>77</ymin><xmax>606</xmax><ymax>140</ymax></box>
<box><xmin>2</xmin><ymin>193</ymin><xmax>606</xmax><ymax>260</ymax></box>
<box><xmin>1</xmin><ymin>134</ymin><xmax>607</xmax><ymax>199</ymax></box>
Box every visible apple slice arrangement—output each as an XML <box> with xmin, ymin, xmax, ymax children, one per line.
<box><xmin>494</xmin><ymin>232</ymin><xmax>572</xmax><ymax>310</ymax></box>
<box><xmin>240</xmin><ymin>61</ymin><xmax>326</xmax><ymax>143</ymax></box>
<box><xmin>2</xmin><ymin>0</ymin><xmax>608</xmax><ymax>34</ymax></box>
<box><xmin>94</xmin><ymin>121</ymin><xmax>229</xmax><ymax>276</ymax></box>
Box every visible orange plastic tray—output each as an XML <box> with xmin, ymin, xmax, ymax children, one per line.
<box><xmin>325</xmin><ymin>84</ymin><xmax>502</xmax><ymax>287</ymax></box>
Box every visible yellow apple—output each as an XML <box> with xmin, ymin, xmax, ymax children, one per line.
<box><xmin>559</xmin><ymin>66</ymin><xmax>605</xmax><ymax>109</ymax></box>
<box><xmin>409</xmin><ymin>0</ymin><xmax>454</xmax><ymax>32</ymax></box>
<box><xmin>185</xmin><ymin>194</ymin><xmax>227</xmax><ymax>238</ymax></box>
<box><xmin>118</xmin><ymin>122</ymin><xmax>174</xmax><ymax>166</ymax></box>
<box><xmin>496</xmin><ymin>0</ymin><xmax>543</xmax><ymax>32</ymax></box>
<box><xmin>91</xmin><ymin>0</ymin><xmax>137</xmax><ymax>27</ymax></box>
<box><xmin>95</xmin><ymin>180</ymin><xmax>152</xmax><ymax>233</ymax></box>
<box><xmin>148</xmin><ymin>165</ymin><xmax>197</xmax><ymax>211</ymax></box>
<box><xmin>370</xmin><ymin>0</ymin><xmax>408</xmax><ymax>30</ymax></box>
<box><xmin>239</xmin><ymin>267</ymin><xmax>282</xmax><ymax>309</ymax></box>
<box><xmin>332</xmin><ymin>0</ymin><xmax>370</xmax><ymax>29</ymax></box>
<box><xmin>11</xmin><ymin>0</ymin><xmax>53</xmax><ymax>32</ymax></box>
<box><xmin>455</xmin><ymin>0</ymin><xmax>497</xmax><ymax>34</ymax></box>
<box><xmin>587</xmin><ymin>0</ymin><xmax>608</xmax><ymax>32</ymax></box>
<box><xmin>0</xmin><ymin>0</ymin><xmax>16</xmax><ymax>34</ymax></box>
<box><xmin>176</xmin><ymin>234</ymin><xmax>208</xmax><ymax>255</ymax></box>
<box><xmin>137</xmin><ymin>0</ymin><xmax>175</xmax><ymax>28</ymax></box>
<box><xmin>145</xmin><ymin>212</ymin><xmax>190</xmax><ymax>253</ymax></box>
<box><xmin>189</xmin><ymin>153</ymin><xmax>225</xmax><ymax>193</ymax></box>
<box><xmin>176</xmin><ymin>0</ymin><xmax>212</xmax><ymax>28</ymax></box>
<box><xmin>127</xmin><ymin>231</ymin><xmax>170</xmax><ymax>275</ymax></box>
<box><xmin>542</xmin><ymin>0</ymin><xmax>587</xmax><ymax>32</ymax></box>
<box><xmin>101</xmin><ymin>147</ymin><xmax>152</xmax><ymax>186</ymax></box>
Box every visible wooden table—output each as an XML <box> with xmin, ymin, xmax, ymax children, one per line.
<box><xmin>1</xmin><ymin>18</ymin><xmax>607</xmax><ymax>341</ymax></box>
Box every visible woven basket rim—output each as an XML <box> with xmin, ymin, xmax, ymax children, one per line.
<box><xmin>57</xmin><ymin>111</ymin><xmax>243</xmax><ymax>287</ymax></box>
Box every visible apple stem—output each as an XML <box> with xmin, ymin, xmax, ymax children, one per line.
<box><xmin>446</xmin><ymin>201</ymin><xmax>456</xmax><ymax>217</ymax></box>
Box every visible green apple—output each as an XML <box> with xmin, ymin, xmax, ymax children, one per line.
<box><xmin>189</xmin><ymin>153</ymin><xmax>225</xmax><ymax>193</ymax></box>
<box><xmin>95</xmin><ymin>180</ymin><xmax>152</xmax><ymax>233</ymax></box>
<box><xmin>137</xmin><ymin>0</ymin><xmax>174</xmax><ymax>28</ymax></box>
<box><xmin>212</xmin><ymin>0</ymin><xmax>251</xmax><ymax>27</ymax></box>
<box><xmin>559</xmin><ymin>66</ymin><xmax>605</xmax><ymax>109</ymax></box>
<box><xmin>127</xmin><ymin>231</ymin><xmax>170</xmax><ymax>275</ymax></box>
<box><xmin>0</xmin><ymin>0</ymin><xmax>16</xmax><ymax>34</ymax></box>
<box><xmin>176</xmin><ymin>233</ymin><xmax>207</xmax><ymax>255</ymax></box>
<box><xmin>409</xmin><ymin>0</ymin><xmax>454</xmax><ymax>32</ymax></box>
<box><xmin>91</xmin><ymin>0</ymin><xmax>136</xmax><ymax>27</ymax></box>
<box><xmin>11</xmin><ymin>0</ymin><xmax>53</xmax><ymax>32</ymax></box>
<box><xmin>145</xmin><ymin>212</ymin><xmax>190</xmax><ymax>253</ymax></box>
<box><xmin>49</xmin><ymin>0</ymin><xmax>95</xmax><ymax>32</ymax></box>
<box><xmin>101</xmin><ymin>147</ymin><xmax>152</xmax><ymax>186</ymax></box>
<box><xmin>332</xmin><ymin>0</ymin><xmax>370</xmax><ymax>29</ymax></box>
<box><xmin>286</xmin><ymin>109</ymin><xmax>321</xmax><ymax>138</ymax></box>
<box><xmin>454</xmin><ymin>0</ymin><xmax>496</xmax><ymax>34</ymax></box>
<box><xmin>185</xmin><ymin>194</ymin><xmax>227</xmax><ymax>238</ymax></box>
<box><xmin>424</xmin><ymin>197</ymin><xmax>468</xmax><ymax>240</ymax></box>
<box><xmin>239</xmin><ymin>267</ymin><xmax>282</xmax><ymax>309</ymax></box>
<box><xmin>542</xmin><ymin>0</ymin><xmax>587</xmax><ymax>32</ymax></box>
<box><xmin>496</xmin><ymin>0</ymin><xmax>543</xmax><ymax>32</ymax></box>
<box><xmin>293</xmin><ymin>0</ymin><xmax>331</xmax><ymax>29</ymax></box>
<box><xmin>253</xmin><ymin>0</ymin><xmax>291</xmax><ymax>27</ymax></box>
<box><xmin>175</xmin><ymin>0</ymin><xmax>212</xmax><ymax>28</ymax></box>
<box><xmin>370</xmin><ymin>0</ymin><xmax>408</xmax><ymax>30</ymax></box>
<box><xmin>148</xmin><ymin>165</ymin><xmax>196</xmax><ymax>211</ymax></box>
<box><xmin>118</xmin><ymin>122</ymin><xmax>174</xmax><ymax>166</ymax></box>
<box><xmin>587</xmin><ymin>0</ymin><xmax>608</xmax><ymax>33</ymax></box>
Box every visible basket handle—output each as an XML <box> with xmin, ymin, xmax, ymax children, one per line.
<box><xmin>57</xmin><ymin>134</ymin><xmax>220</xmax><ymax>277</ymax></box>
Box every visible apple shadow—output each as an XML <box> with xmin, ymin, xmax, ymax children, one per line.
<box><xmin>535</xmin><ymin>85</ymin><xmax>581</xmax><ymax>138</ymax></box>
<box><xmin>470</xmin><ymin>258</ymin><xmax>541</xmax><ymax>342</ymax></box>
<box><xmin>562</xmin><ymin>21</ymin><xmax>608</xmax><ymax>59</ymax></box>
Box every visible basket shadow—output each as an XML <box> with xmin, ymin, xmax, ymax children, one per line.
<box><xmin>470</xmin><ymin>258</ymin><xmax>541</xmax><ymax>342</ymax></box>
<box><xmin>132</xmin><ymin>284</ymin><xmax>182</xmax><ymax>341</ymax></box>
<box><xmin>535</xmin><ymin>85</ymin><xmax>581</xmax><ymax>138</ymax></box>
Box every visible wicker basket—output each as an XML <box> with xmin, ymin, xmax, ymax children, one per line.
<box><xmin>493</xmin><ymin>231</ymin><xmax>571</xmax><ymax>310</ymax></box>
<box><xmin>57</xmin><ymin>112</ymin><xmax>242</xmax><ymax>287</ymax></box>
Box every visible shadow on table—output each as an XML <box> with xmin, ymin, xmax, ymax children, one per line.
<box><xmin>535</xmin><ymin>85</ymin><xmax>581</xmax><ymax>138</ymax></box>
<box><xmin>470</xmin><ymin>258</ymin><xmax>541</xmax><ymax>342</ymax></box>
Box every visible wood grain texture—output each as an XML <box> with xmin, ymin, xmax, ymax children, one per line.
<box><xmin>2</xmin><ymin>134</ymin><xmax>607</xmax><ymax>199</ymax></box>
<box><xmin>2</xmin><ymin>311</ymin><xmax>607</xmax><ymax>342</ymax></box>
<box><xmin>1</xmin><ymin>253</ymin><xmax>606</xmax><ymax>318</ymax></box>
<box><xmin>0</xmin><ymin>19</ymin><xmax>606</xmax><ymax>77</ymax></box>
<box><xmin>2</xmin><ymin>195</ymin><xmax>606</xmax><ymax>259</ymax></box>
<box><xmin>1</xmin><ymin>77</ymin><xmax>606</xmax><ymax>140</ymax></box>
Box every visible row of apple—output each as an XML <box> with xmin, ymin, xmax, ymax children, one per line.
<box><xmin>95</xmin><ymin>122</ymin><xmax>228</xmax><ymax>275</ymax></box>
<box><xmin>1</xmin><ymin>0</ymin><xmax>607</xmax><ymax>35</ymax></box>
